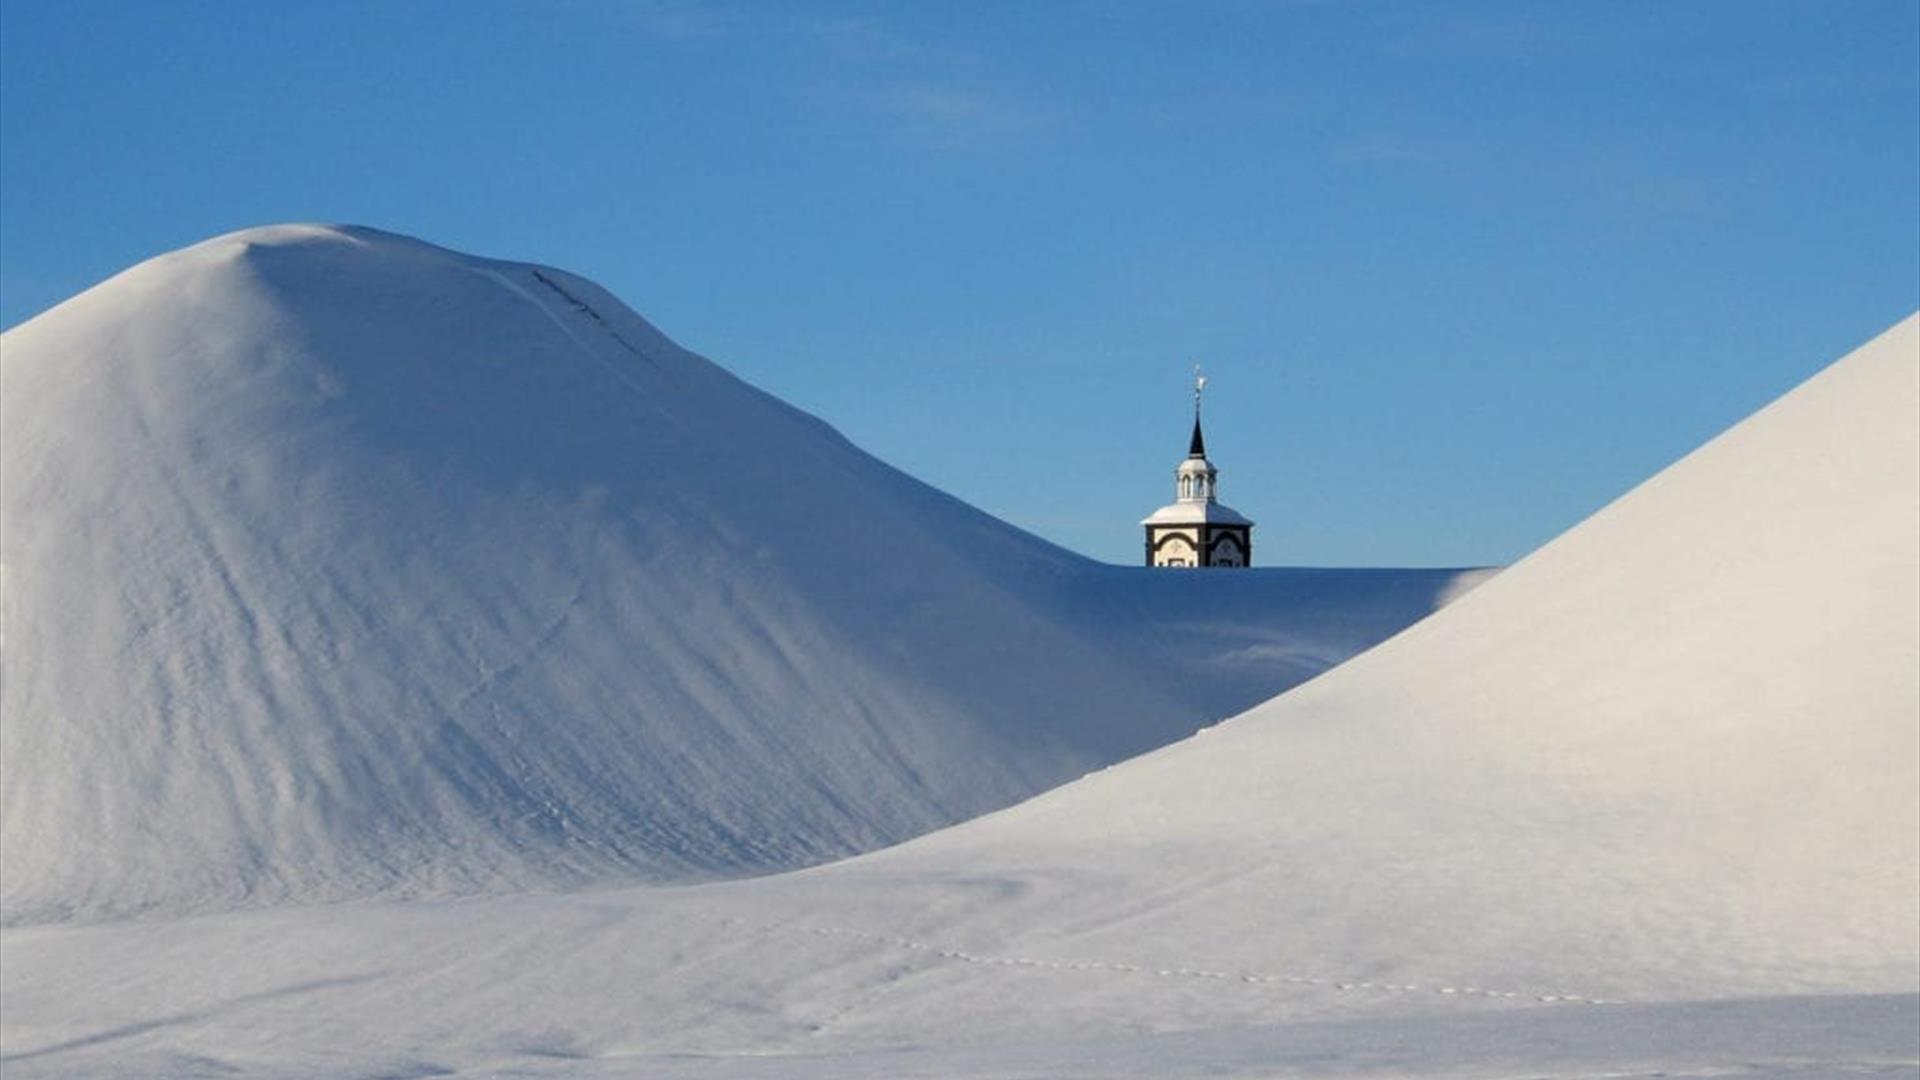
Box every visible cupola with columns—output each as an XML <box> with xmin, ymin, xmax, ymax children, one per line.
<box><xmin>1141</xmin><ymin>369</ymin><xmax>1254</xmax><ymax>567</ymax></box>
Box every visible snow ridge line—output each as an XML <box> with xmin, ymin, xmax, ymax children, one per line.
<box><xmin>528</xmin><ymin>269</ymin><xmax>654</xmax><ymax>364</ymax></box>
<box><xmin>470</xmin><ymin>265</ymin><xmax>669</xmax><ymax>410</ymax></box>
<box><xmin>790</xmin><ymin>924</ymin><xmax>1622</xmax><ymax>1007</ymax></box>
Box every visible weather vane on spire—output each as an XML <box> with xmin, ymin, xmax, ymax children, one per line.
<box><xmin>1194</xmin><ymin>363</ymin><xmax>1207</xmax><ymax>416</ymax></box>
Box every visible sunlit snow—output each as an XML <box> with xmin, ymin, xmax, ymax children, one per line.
<box><xmin>1</xmin><ymin>227</ymin><xmax>1912</xmax><ymax>1079</ymax></box>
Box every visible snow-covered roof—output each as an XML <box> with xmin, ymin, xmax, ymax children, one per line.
<box><xmin>1140</xmin><ymin>500</ymin><xmax>1254</xmax><ymax>527</ymax></box>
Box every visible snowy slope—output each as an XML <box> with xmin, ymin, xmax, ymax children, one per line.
<box><xmin>0</xmin><ymin>225</ymin><xmax>1475</xmax><ymax>924</ymax></box>
<box><xmin>824</xmin><ymin>310</ymin><xmax>1920</xmax><ymax>1006</ymax></box>
<box><xmin>2</xmin><ymin>317</ymin><xmax>1909</xmax><ymax>1079</ymax></box>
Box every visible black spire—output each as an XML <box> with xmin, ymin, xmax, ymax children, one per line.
<box><xmin>1188</xmin><ymin>365</ymin><xmax>1209</xmax><ymax>458</ymax></box>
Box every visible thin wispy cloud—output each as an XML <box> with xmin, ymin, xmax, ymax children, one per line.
<box><xmin>860</xmin><ymin>84</ymin><xmax>1052</xmax><ymax>151</ymax></box>
<box><xmin>612</xmin><ymin>0</ymin><xmax>922</xmax><ymax>58</ymax></box>
<box><xmin>1744</xmin><ymin>63</ymin><xmax>1920</xmax><ymax>101</ymax></box>
<box><xmin>1330</xmin><ymin>135</ymin><xmax>1443</xmax><ymax>168</ymax></box>
<box><xmin>610</xmin><ymin>0</ymin><xmax>747</xmax><ymax>41</ymax></box>
<box><xmin>604</xmin><ymin>1</ymin><xmax>1047</xmax><ymax>151</ymax></box>
<box><xmin>1380</xmin><ymin>12</ymin><xmax>1560</xmax><ymax>63</ymax></box>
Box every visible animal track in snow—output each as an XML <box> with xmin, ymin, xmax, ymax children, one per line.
<box><xmin>789</xmin><ymin>923</ymin><xmax>1620</xmax><ymax>1007</ymax></box>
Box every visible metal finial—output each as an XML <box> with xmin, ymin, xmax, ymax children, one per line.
<box><xmin>1193</xmin><ymin>364</ymin><xmax>1207</xmax><ymax>414</ymax></box>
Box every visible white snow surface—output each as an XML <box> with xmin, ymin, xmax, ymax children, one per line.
<box><xmin>2</xmin><ymin>267</ymin><xmax>1912</xmax><ymax>1076</ymax></box>
<box><xmin>848</xmin><ymin>310</ymin><xmax>1920</xmax><ymax>1002</ymax></box>
<box><xmin>0</xmin><ymin>224</ymin><xmax>1482</xmax><ymax>925</ymax></box>
<box><xmin>1139</xmin><ymin>499</ymin><xmax>1255</xmax><ymax>526</ymax></box>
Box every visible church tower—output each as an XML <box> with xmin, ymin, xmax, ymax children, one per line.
<box><xmin>1141</xmin><ymin>370</ymin><xmax>1254</xmax><ymax>567</ymax></box>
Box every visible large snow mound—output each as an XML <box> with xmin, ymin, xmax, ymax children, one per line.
<box><xmin>839</xmin><ymin>312</ymin><xmax>1920</xmax><ymax>1004</ymax></box>
<box><xmin>0</xmin><ymin>225</ymin><xmax>1475</xmax><ymax>924</ymax></box>
<box><xmin>1</xmin><ymin>317</ymin><xmax>1911</xmax><ymax>1078</ymax></box>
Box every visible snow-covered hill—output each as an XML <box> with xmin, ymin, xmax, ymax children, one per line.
<box><xmin>2</xmin><ymin>301</ymin><xmax>1909</xmax><ymax>1079</ymax></box>
<box><xmin>837</xmin><ymin>310</ymin><xmax>1920</xmax><ymax>1006</ymax></box>
<box><xmin>0</xmin><ymin>225</ymin><xmax>1476</xmax><ymax>924</ymax></box>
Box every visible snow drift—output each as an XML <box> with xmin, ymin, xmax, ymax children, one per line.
<box><xmin>826</xmin><ymin>311</ymin><xmax>1920</xmax><ymax>1006</ymax></box>
<box><xmin>0</xmin><ymin>225</ymin><xmax>1474</xmax><ymax>924</ymax></box>
<box><xmin>2</xmin><ymin>315</ymin><xmax>1911</xmax><ymax>1080</ymax></box>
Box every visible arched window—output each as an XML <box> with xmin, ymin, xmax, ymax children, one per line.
<box><xmin>1211</xmin><ymin>532</ymin><xmax>1243</xmax><ymax>567</ymax></box>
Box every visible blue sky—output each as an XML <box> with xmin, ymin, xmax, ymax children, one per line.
<box><xmin>3</xmin><ymin>1</ymin><xmax>1915</xmax><ymax>566</ymax></box>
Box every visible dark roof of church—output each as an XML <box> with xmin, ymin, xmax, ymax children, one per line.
<box><xmin>1188</xmin><ymin>415</ymin><xmax>1207</xmax><ymax>459</ymax></box>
